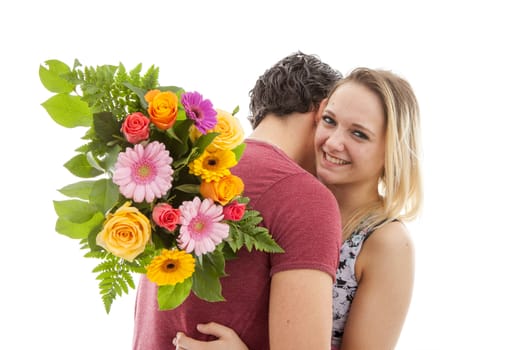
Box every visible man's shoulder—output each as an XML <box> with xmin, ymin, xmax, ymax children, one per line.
<box><xmin>236</xmin><ymin>141</ymin><xmax>316</xmax><ymax>183</ymax></box>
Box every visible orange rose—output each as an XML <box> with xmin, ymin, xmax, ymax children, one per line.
<box><xmin>200</xmin><ymin>174</ymin><xmax>244</xmax><ymax>205</ymax></box>
<box><xmin>145</xmin><ymin>89</ymin><xmax>178</xmax><ymax>130</ymax></box>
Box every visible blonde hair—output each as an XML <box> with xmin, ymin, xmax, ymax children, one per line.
<box><xmin>332</xmin><ymin>68</ymin><xmax>423</xmax><ymax>239</ymax></box>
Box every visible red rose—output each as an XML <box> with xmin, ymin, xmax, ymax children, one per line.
<box><xmin>121</xmin><ymin>112</ymin><xmax>150</xmax><ymax>144</ymax></box>
<box><xmin>222</xmin><ymin>201</ymin><xmax>246</xmax><ymax>221</ymax></box>
<box><xmin>152</xmin><ymin>203</ymin><xmax>180</xmax><ymax>232</ymax></box>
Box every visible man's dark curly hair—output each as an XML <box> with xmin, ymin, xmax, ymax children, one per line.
<box><xmin>248</xmin><ymin>51</ymin><xmax>342</xmax><ymax>129</ymax></box>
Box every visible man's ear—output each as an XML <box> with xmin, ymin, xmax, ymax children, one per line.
<box><xmin>314</xmin><ymin>98</ymin><xmax>328</xmax><ymax>125</ymax></box>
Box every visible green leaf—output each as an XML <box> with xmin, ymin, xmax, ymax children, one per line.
<box><xmin>171</xmin><ymin>118</ymin><xmax>193</xmax><ymax>144</ymax></box>
<box><xmin>84</xmin><ymin>250</ymin><xmax>107</xmax><ymax>259</ymax></box>
<box><xmin>90</xmin><ymin>178</ymin><xmax>120</xmax><ymax>213</ymax></box>
<box><xmin>39</xmin><ymin>59</ymin><xmax>75</xmax><ymax>93</ymax></box>
<box><xmin>86</xmin><ymin>151</ymin><xmax>106</xmax><ymax>172</ymax></box>
<box><xmin>64</xmin><ymin>153</ymin><xmax>104</xmax><ymax>178</ymax></box>
<box><xmin>226</xmin><ymin>223</ymin><xmax>244</xmax><ymax>252</ymax></box>
<box><xmin>99</xmin><ymin>144</ymin><xmax>122</xmax><ymax>171</ymax></box>
<box><xmin>227</xmin><ymin>209</ymin><xmax>284</xmax><ymax>254</ymax></box>
<box><xmin>157</xmin><ymin>278</ymin><xmax>193</xmax><ymax>310</ymax></box>
<box><xmin>41</xmin><ymin>93</ymin><xmax>92</xmax><ymax>128</ymax></box>
<box><xmin>141</xmin><ymin>65</ymin><xmax>160</xmax><ymax>91</ymax></box>
<box><xmin>235</xmin><ymin>196</ymin><xmax>250</xmax><ymax>205</ymax></box>
<box><xmin>251</xmin><ymin>228</ymin><xmax>284</xmax><ymax>253</ymax></box>
<box><xmin>172</xmin><ymin>147</ymin><xmax>198</xmax><ymax>171</ymax></box>
<box><xmin>194</xmin><ymin>132</ymin><xmax>219</xmax><ymax>153</ymax></box>
<box><xmin>92</xmin><ymin>261</ymin><xmax>114</xmax><ymax>273</ymax></box>
<box><xmin>122</xmin><ymin>82</ymin><xmax>147</xmax><ymax>109</ymax></box>
<box><xmin>91</xmin><ymin>253</ymin><xmax>142</xmax><ymax>313</ymax></box>
<box><xmin>53</xmin><ymin>199</ymin><xmax>99</xmax><ymax>223</ymax></box>
<box><xmin>175</xmin><ymin>107</ymin><xmax>187</xmax><ymax>121</ymax></box>
<box><xmin>231</xmin><ymin>143</ymin><xmax>246</xmax><ymax>161</ymax></box>
<box><xmin>121</xmin><ymin>270</ymin><xmax>136</xmax><ymax>289</ymax></box>
<box><xmin>117</xmin><ymin>277</ymin><xmax>129</xmax><ymax>294</ymax></box>
<box><xmin>175</xmin><ymin>184</ymin><xmax>200</xmax><ymax>194</ymax></box>
<box><xmin>221</xmin><ymin>243</ymin><xmax>237</xmax><ymax>260</ymax></box>
<box><xmin>191</xmin><ymin>252</ymin><xmax>226</xmax><ymax>302</ymax></box>
<box><xmin>204</xmin><ymin>250</ymin><xmax>226</xmax><ymax>275</ymax></box>
<box><xmin>93</xmin><ymin>111</ymin><xmax>121</xmax><ymax>143</ymax></box>
<box><xmin>96</xmin><ymin>271</ymin><xmax>115</xmax><ymax>281</ymax></box>
<box><xmin>55</xmin><ymin>212</ymin><xmax>105</xmax><ymax>239</ymax></box>
<box><xmin>158</xmin><ymin>85</ymin><xmax>184</xmax><ymax>95</ymax></box>
<box><xmin>58</xmin><ymin>180</ymin><xmax>96</xmax><ymax>200</ymax></box>
<box><xmin>87</xmin><ymin>223</ymin><xmax>105</xmax><ymax>252</ymax></box>
<box><xmin>102</xmin><ymin>291</ymin><xmax>117</xmax><ymax>314</ymax></box>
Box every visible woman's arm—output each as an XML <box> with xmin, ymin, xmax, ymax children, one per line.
<box><xmin>269</xmin><ymin>269</ymin><xmax>334</xmax><ymax>349</ymax></box>
<box><xmin>174</xmin><ymin>269</ymin><xmax>334</xmax><ymax>350</ymax></box>
<box><xmin>174</xmin><ymin>322</ymin><xmax>249</xmax><ymax>350</ymax></box>
<box><xmin>340</xmin><ymin>221</ymin><xmax>415</xmax><ymax>350</ymax></box>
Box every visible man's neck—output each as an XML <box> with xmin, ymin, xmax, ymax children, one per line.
<box><xmin>247</xmin><ymin>112</ymin><xmax>316</xmax><ymax>174</ymax></box>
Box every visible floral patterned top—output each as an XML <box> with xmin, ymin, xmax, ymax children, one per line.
<box><xmin>331</xmin><ymin>226</ymin><xmax>375</xmax><ymax>349</ymax></box>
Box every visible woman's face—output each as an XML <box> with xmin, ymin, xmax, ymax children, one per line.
<box><xmin>315</xmin><ymin>81</ymin><xmax>386</xmax><ymax>189</ymax></box>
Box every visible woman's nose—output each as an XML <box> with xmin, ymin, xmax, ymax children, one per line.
<box><xmin>324</xmin><ymin>131</ymin><xmax>344</xmax><ymax>152</ymax></box>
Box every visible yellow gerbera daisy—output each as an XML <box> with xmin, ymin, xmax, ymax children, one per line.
<box><xmin>146</xmin><ymin>249</ymin><xmax>196</xmax><ymax>286</ymax></box>
<box><xmin>189</xmin><ymin>148</ymin><xmax>238</xmax><ymax>182</ymax></box>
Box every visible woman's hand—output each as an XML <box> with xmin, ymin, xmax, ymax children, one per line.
<box><xmin>173</xmin><ymin>322</ymin><xmax>249</xmax><ymax>350</ymax></box>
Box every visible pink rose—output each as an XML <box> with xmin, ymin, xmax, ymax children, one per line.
<box><xmin>222</xmin><ymin>201</ymin><xmax>246</xmax><ymax>221</ymax></box>
<box><xmin>121</xmin><ymin>112</ymin><xmax>150</xmax><ymax>144</ymax></box>
<box><xmin>152</xmin><ymin>203</ymin><xmax>180</xmax><ymax>232</ymax></box>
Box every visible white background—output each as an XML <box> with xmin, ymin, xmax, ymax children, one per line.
<box><xmin>1</xmin><ymin>1</ymin><xmax>524</xmax><ymax>349</ymax></box>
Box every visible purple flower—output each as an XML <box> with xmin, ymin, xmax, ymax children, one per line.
<box><xmin>181</xmin><ymin>91</ymin><xmax>218</xmax><ymax>133</ymax></box>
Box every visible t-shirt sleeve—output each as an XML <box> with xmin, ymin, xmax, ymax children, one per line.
<box><xmin>257</xmin><ymin>173</ymin><xmax>342</xmax><ymax>281</ymax></box>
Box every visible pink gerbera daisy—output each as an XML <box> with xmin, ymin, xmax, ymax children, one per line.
<box><xmin>177</xmin><ymin>197</ymin><xmax>229</xmax><ymax>256</ymax></box>
<box><xmin>112</xmin><ymin>141</ymin><xmax>174</xmax><ymax>203</ymax></box>
<box><xmin>181</xmin><ymin>91</ymin><xmax>218</xmax><ymax>134</ymax></box>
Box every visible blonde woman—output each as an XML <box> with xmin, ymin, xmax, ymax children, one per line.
<box><xmin>175</xmin><ymin>67</ymin><xmax>423</xmax><ymax>350</ymax></box>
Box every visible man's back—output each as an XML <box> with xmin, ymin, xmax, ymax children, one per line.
<box><xmin>132</xmin><ymin>139</ymin><xmax>341</xmax><ymax>350</ymax></box>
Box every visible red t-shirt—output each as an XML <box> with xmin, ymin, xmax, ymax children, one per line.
<box><xmin>132</xmin><ymin>139</ymin><xmax>341</xmax><ymax>350</ymax></box>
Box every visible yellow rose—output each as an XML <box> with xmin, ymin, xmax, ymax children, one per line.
<box><xmin>96</xmin><ymin>201</ymin><xmax>151</xmax><ymax>261</ymax></box>
<box><xmin>190</xmin><ymin>109</ymin><xmax>244</xmax><ymax>150</ymax></box>
<box><xmin>145</xmin><ymin>89</ymin><xmax>178</xmax><ymax>130</ymax></box>
<box><xmin>200</xmin><ymin>174</ymin><xmax>245</xmax><ymax>205</ymax></box>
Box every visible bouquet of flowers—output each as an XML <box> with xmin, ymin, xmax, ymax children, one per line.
<box><xmin>39</xmin><ymin>59</ymin><xmax>283</xmax><ymax>313</ymax></box>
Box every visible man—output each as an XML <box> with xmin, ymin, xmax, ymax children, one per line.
<box><xmin>133</xmin><ymin>52</ymin><xmax>342</xmax><ymax>350</ymax></box>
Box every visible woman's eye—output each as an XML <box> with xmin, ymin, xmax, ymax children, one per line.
<box><xmin>322</xmin><ymin>115</ymin><xmax>336</xmax><ymax>125</ymax></box>
<box><xmin>352</xmin><ymin>130</ymin><xmax>369</xmax><ymax>140</ymax></box>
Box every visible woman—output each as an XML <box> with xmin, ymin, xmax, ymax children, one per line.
<box><xmin>174</xmin><ymin>67</ymin><xmax>423</xmax><ymax>350</ymax></box>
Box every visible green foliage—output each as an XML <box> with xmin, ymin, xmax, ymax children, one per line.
<box><xmin>232</xmin><ymin>143</ymin><xmax>246</xmax><ymax>161</ymax></box>
<box><xmin>93</xmin><ymin>112</ymin><xmax>121</xmax><ymax>143</ymax></box>
<box><xmin>91</xmin><ymin>252</ymin><xmax>150</xmax><ymax>314</ymax></box>
<box><xmin>40</xmin><ymin>58</ymin><xmax>284</xmax><ymax>313</ymax></box>
<box><xmin>64</xmin><ymin>153</ymin><xmax>104</xmax><ymax>178</ymax></box>
<box><xmin>58</xmin><ymin>180</ymin><xmax>96</xmax><ymax>200</ymax></box>
<box><xmin>90</xmin><ymin>179</ymin><xmax>120</xmax><ymax>214</ymax></box>
<box><xmin>41</xmin><ymin>59</ymin><xmax>163</xmax><ymax>312</ymax></box>
<box><xmin>53</xmin><ymin>199</ymin><xmax>99</xmax><ymax>223</ymax></box>
<box><xmin>55</xmin><ymin>212</ymin><xmax>105</xmax><ymax>239</ymax></box>
<box><xmin>41</xmin><ymin>94</ymin><xmax>92</xmax><ymax>128</ymax></box>
<box><xmin>39</xmin><ymin>59</ymin><xmax>75</xmax><ymax>93</ymax></box>
<box><xmin>191</xmin><ymin>250</ymin><xmax>226</xmax><ymax>302</ymax></box>
<box><xmin>226</xmin><ymin>199</ymin><xmax>284</xmax><ymax>253</ymax></box>
<box><xmin>157</xmin><ymin>278</ymin><xmax>193</xmax><ymax>311</ymax></box>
